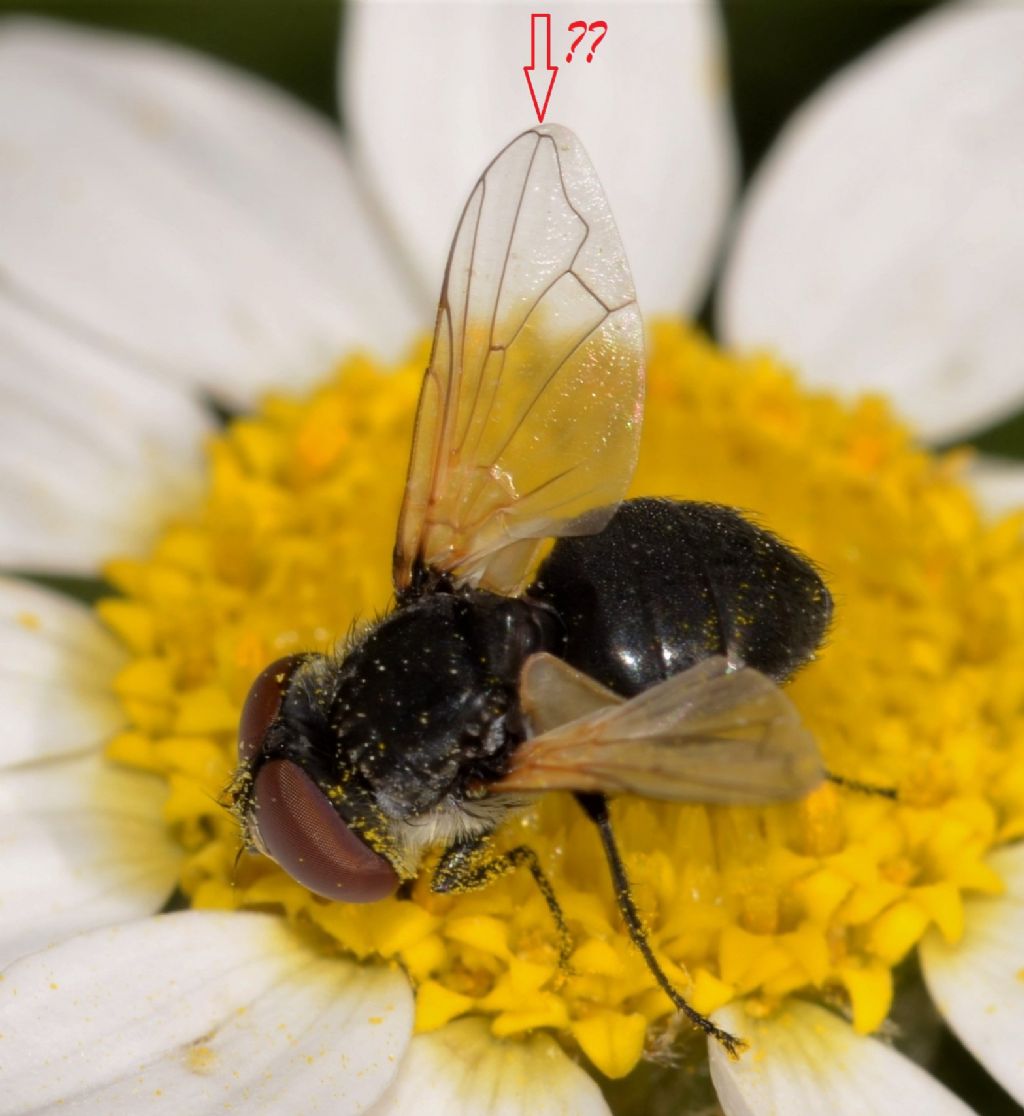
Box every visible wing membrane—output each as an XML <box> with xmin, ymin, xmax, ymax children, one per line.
<box><xmin>496</xmin><ymin>654</ymin><xmax>824</xmax><ymax>803</ymax></box>
<box><xmin>394</xmin><ymin>125</ymin><xmax>644</xmax><ymax>595</ymax></box>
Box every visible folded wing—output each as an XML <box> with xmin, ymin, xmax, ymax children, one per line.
<box><xmin>496</xmin><ymin>654</ymin><xmax>824</xmax><ymax>803</ymax></box>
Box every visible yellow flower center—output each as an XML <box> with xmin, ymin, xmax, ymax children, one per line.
<box><xmin>98</xmin><ymin>322</ymin><xmax>1024</xmax><ymax>1080</ymax></box>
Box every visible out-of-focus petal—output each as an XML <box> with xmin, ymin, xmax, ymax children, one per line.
<box><xmin>965</xmin><ymin>454</ymin><xmax>1024</xmax><ymax>519</ymax></box>
<box><xmin>0</xmin><ymin>911</ymin><xmax>414</xmax><ymax>1114</ymax></box>
<box><xmin>368</xmin><ymin>1017</ymin><xmax>610</xmax><ymax>1115</ymax></box>
<box><xmin>708</xmin><ymin>1000</ymin><xmax>978</xmax><ymax>1116</ymax></box>
<box><xmin>0</xmin><ymin>18</ymin><xmax>420</xmax><ymax>408</ymax></box>
<box><xmin>0</xmin><ymin>753</ymin><xmax>179</xmax><ymax>969</ymax></box>
<box><xmin>718</xmin><ymin>2</ymin><xmax>1024</xmax><ymax>443</ymax></box>
<box><xmin>344</xmin><ymin>0</ymin><xmax>737</xmax><ymax>318</ymax></box>
<box><xmin>0</xmin><ymin>577</ymin><xmax>125</xmax><ymax>767</ymax></box>
<box><xmin>0</xmin><ymin>295</ymin><xmax>211</xmax><ymax>572</ymax></box>
<box><xmin>920</xmin><ymin>843</ymin><xmax>1024</xmax><ymax>1106</ymax></box>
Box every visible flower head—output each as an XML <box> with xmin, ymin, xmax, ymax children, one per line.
<box><xmin>2</xmin><ymin>6</ymin><xmax>1024</xmax><ymax>1114</ymax></box>
<box><xmin>100</xmin><ymin>321</ymin><xmax>1024</xmax><ymax>1085</ymax></box>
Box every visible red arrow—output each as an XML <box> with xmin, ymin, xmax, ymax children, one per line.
<box><xmin>523</xmin><ymin>13</ymin><xmax>558</xmax><ymax>123</ymax></box>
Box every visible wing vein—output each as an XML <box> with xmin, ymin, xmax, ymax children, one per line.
<box><xmin>458</xmin><ymin>135</ymin><xmax>543</xmax><ymax>464</ymax></box>
<box><xmin>484</xmin><ymin>291</ymin><xmax>616</xmax><ymax>468</ymax></box>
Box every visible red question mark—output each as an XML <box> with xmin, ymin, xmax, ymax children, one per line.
<box><xmin>566</xmin><ymin>20</ymin><xmax>588</xmax><ymax>63</ymax></box>
<box><xmin>586</xmin><ymin>20</ymin><xmax>607</xmax><ymax>63</ymax></box>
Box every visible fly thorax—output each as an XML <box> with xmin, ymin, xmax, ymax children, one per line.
<box><xmin>327</xmin><ymin>591</ymin><xmax>556</xmax><ymax>819</ymax></box>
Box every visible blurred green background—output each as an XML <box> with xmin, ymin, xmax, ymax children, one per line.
<box><xmin>1</xmin><ymin>2</ymin><xmax>1021</xmax><ymax>1113</ymax></box>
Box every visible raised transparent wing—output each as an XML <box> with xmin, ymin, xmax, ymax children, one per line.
<box><xmin>393</xmin><ymin>125</ymin><xmax>645</xmax><ymax>596</ymax></box>
<box><xmin>495</xmin><ymin>654</ymin><xmax>824</xmax><ymax>803</ymax></box>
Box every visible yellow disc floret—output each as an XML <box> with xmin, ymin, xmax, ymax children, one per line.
<box><xmin>99</xmin><ymin>323</ymin><xmax>1024</xmax><ymax>1080</ymax></box>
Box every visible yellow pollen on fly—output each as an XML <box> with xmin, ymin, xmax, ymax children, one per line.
<box><xmin>98</xmin><ymin>323</ymin><xmax>1024</xmax><ymax>1080</ymax></box>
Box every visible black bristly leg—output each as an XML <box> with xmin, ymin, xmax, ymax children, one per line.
<box><xmin>574</xmin><ymin>792</ymin><xmax>747</xmax><ymax>1059</ymax></box>
<box><xmin>826</xmin><ymin>772</ymin><xmax>898</xmax><ymax>800</ymax></box>
<box><xmin>431</xmin><ymin>835</ymin><xmax>574</xmax><ymax>970</ymax></box>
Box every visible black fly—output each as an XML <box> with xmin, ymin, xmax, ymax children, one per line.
<box><xmin>232</xmin><ymin>125</ymin><xmax>832</xmax><ymax>1057</ymax></box>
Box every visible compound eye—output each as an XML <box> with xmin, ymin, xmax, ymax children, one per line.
<box><xmin>238</xmin><ymin>655</ymin><xmax>308</xmax><ymax>764</ymax></box>
<box><xmin>253</xmin><ymin>759</ymin><xmax>400</xmax><ymax>902</ymax></box>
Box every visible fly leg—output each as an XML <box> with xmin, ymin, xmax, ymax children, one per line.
<box><xmin>432</xmin><ymin>836</ymin><xmax>574</xmax><ymax>971</ymax></box>
<box><xmin>575</xmin><ymin>792</ymin><xmax>747</xmax><ymax>1059</ymax></box>
<box><xmin>826</xmin><ymin>772</ymin><xmax>898</xmax><ymax>799</ymax></box>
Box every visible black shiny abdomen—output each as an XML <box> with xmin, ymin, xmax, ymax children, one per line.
<box><xmin>529</xmin><ymin>498</ymin><xmax>832</xmax><ymax>697</ymax></box>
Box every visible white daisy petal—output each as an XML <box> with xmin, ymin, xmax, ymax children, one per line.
<box><xmin>368</xmin><ymin>1017</ymin><xmax>610</xmax><ymax>1115</ymax></box>
<box><xmin>0</xmin><ymin>577</ymin><xmax>125</xmax><ymax>767</ymax></box>
<box><xmin>344</xmin><ymin>0</ymin><xmax>737</xmax><ymax>318</ymax></box>
<box><xmin>0</xmin><ymin>294</ymin><xmax>211</xmax><ymax>572</ymax></box>
<box><xmin>0</xmin><ymin>18</ymin><xmax>420</xmax><ymax>407</ymax></box>
<box><xmin>718</xmin><ymin>2</ymin><xmax>1024</xmax><ymax>443</ymax></box>
<box><xmin>0</xmin><ymin>753</ymin><xmax>179</xmax><ymax>969</ymax></box>
<box><xmin>964</xmin><ymin>454</ymin><xmax>1024</xmax><ymax>519</ymax></box>
<box><xmin>920</xmin><ymin>843</ymin><xmax>1024</xmax><ymax>1105</ymax></box>
<box><xmin>708</xmin><ymin>1000</ymin><xmax>978</xmax><ymax>1116</ymax></box>
<box><xmin>0</xmin><ymin>911</ymin><xmax>414</xmax><ymax>1114</ymax></box>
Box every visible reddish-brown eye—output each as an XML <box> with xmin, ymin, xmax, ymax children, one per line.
<box><xmin>238</xmin><ymin>655</ymin><xmax>308</xmax><ymax>764</ymax></box>
<box><xmin>253</xmin><ymin>759</ymin><xmax>400</xmax><ymax>902</ymax></box>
